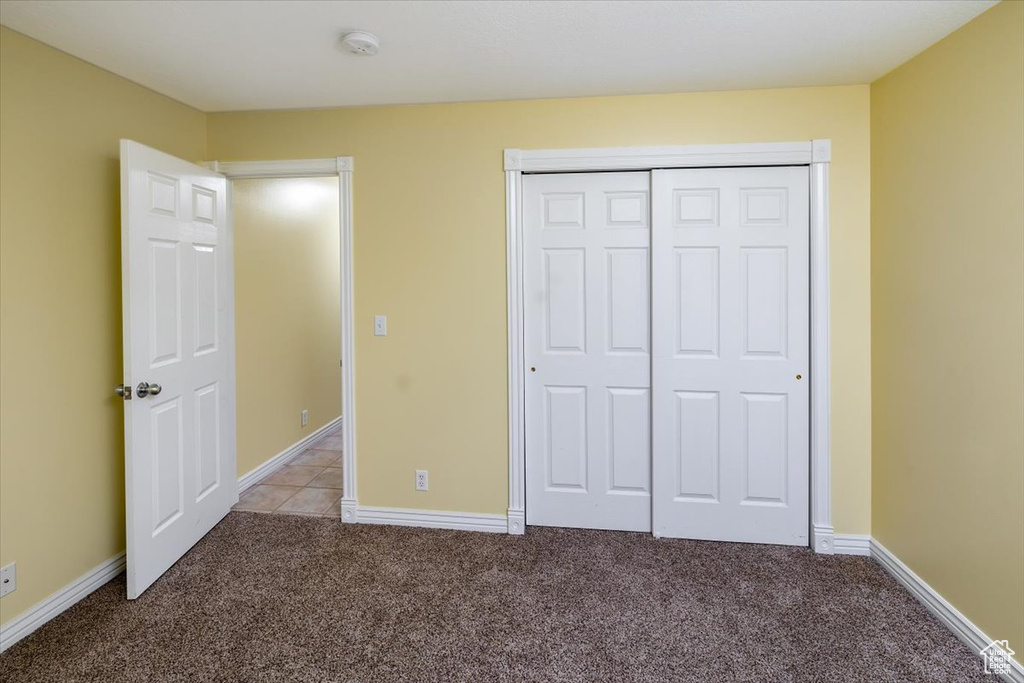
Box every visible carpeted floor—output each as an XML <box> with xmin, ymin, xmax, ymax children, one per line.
<box><xmin>0</xmin><ymin>512</ymin><xmax>988</xmax><ymax>682</ymax></box>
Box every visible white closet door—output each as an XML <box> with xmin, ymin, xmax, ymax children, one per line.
<box><xmin>651</xmin><ymin>167</ymin><xmax>809</xmax><ymax>545</ymax></box>
<box><xmin>524</xmin><ymin>172</ymin><xmax>651</xmax><ymax>531</ymax></box>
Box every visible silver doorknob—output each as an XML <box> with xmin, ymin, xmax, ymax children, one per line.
<box><xmin>136</xmin><ymin>381</ymin><xmax>162</xmax><ymax>398</ymax></box>
<box><xmin>115</xmin><ymin>384</ymin><xmax>131</xmax><ymax>400</ymax></box>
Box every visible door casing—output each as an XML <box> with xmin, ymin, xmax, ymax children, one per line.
<box><xmin>206</xmin><ymin>157</ymin><xmax>358</xmax><ymax>522</ymax></box>
<box><xmin>503</xmin><ymin>140</ymin><xmax>835</xmax><ymax>553</ymax></box>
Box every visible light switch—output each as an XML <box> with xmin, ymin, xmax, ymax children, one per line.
<box><xmin>374</xmin><ymin>315</ymin><xmax>387</xmax><ymax>336</ymax></box>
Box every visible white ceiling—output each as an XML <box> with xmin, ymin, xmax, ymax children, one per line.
<box><xmin>0</xmin><ymin>0</ymin><xmax>997</xmax><ymax>113</ymax></box>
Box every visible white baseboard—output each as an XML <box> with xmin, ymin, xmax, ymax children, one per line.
<box><xmin>870</xmin><ymin>539</ymin><xmax>1023</xmax><ymax>682</ymax></box>
<box><xmin>0</xmin><ymin>552</ymin><xmax>125</xmax><ymax>653</ymax></box>
<box><xmin>833</xmin><ymin>533</ymin><xmax>872</xmax><ymax>556</ymax></box>
<box><xmin>354</xmin><ymin>506</ymin><xmax>507</xmax><ymax>533</ymax></box>
<box><xmin>237</xmin><ymin>415</ymin><xmax>342</xmax><ymax>493</ymax></box>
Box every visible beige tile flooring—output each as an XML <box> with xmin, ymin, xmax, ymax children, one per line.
<box><xmin>233</xmin><ymin>424</ymin><xmax>344</xmax><ymax>518</ymax></box>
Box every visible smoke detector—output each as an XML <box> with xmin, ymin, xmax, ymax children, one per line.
<box><xmin>341</xmin><ymin>31</ymin><xmax>380</xmax><ymax>56</ymax></box>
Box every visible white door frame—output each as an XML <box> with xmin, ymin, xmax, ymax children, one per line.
<box><xmin>207</xmin><ymin>157</ymin><xmax>358</xmax><ymax>522</ymax></box>
<box><xmin>504</xmin><ymin>140</ymin><xmax>836</xmax><ymax>553</ymax></box>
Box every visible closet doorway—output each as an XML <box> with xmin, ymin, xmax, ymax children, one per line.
<box><xmin>513</xmin><ymin>144</ymin><xmax>827</xmax><ymax>548</ymax></box>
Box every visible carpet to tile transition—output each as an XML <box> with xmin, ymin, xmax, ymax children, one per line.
<box><xmin>0</xmin><ymin>512</ymin><xmax>990</xmax><ymax>682</ymax></box>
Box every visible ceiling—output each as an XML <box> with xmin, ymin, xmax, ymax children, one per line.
<box><xmin>0</xmin><ymin>0</ymin><xmax>997</xmax><ymax>113</ymax></box>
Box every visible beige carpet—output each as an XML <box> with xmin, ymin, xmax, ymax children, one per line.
<box><xmin>0</xmin><ymin>512</ymin><xmax>989</xmax><ymax>682</ymax></box>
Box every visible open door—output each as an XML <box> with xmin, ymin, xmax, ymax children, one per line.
<box><xmin>118</xmin><ymin>140</ymin><xmax>237</xmax><ymax>598</ymax></box>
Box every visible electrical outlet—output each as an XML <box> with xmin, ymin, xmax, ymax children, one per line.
<box><xmin>301</xmin><ymin>410</ymin><xmax>309</xmax><ymax>427</ymax></box>
<box><xmin>415</xmin><ymin>470</ymin><xmax>428</xmax><ymax>492</ymax></box>
<box><xmin>0</xmin><ymin>563</ymin><xmax>15</xmax><ymax>598</ymax></box>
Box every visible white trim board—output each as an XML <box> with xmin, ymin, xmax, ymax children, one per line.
<box><xmin>504</xmin><ymin>141</ymin><xmax>814</xmax><ymax>173</ymax></box>
<box><xmin>237</xmin><ymin>415</ymin><xmax>343</xmax><ymax>493</ymax></box>
<box><xmin>870</xmin><ymin>539</ymin><xmax>1023</xmax><ymax>682</ymax></box>
<box><xmin>210</xmin><ymin>156</ymin><xmax>358</xmax><ymax>523</ymax></box>
<box><xmin>0</xmin><ymin>553</ymin><xmax>126</xmax><ymax>653</ymax></box>
<box><xmin>207</xmin><ymin>157</ymin><xmax>352</xmax><ymax>179</ymax></box>
<box><xmin>504</xmin><ymin>140</ymin><xmax>834</xmax><ymax>550</ymax></box>
<box><xmin>353</xmin><ymin>507</ymin><xmax>507</xmax><ymax>533</ymax></box>
<box><xmin>832</xmin><ymin>534</ymin><xmax>872</xmax><ymax>556</ymax></box>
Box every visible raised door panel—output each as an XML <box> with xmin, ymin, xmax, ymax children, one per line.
<box><xmin>148</xmin><ymin>173</ymin><xmax>179</xmax><ymax>217</ymax></box>
<box><xmin>740</xmin><ymin>188</ymin><xmax>788</xmax><ymax>227</ymax></box>
<box><xmin>605</xmin><ymin>192</ymin><xmax>648</xmax><ymax>228</ymax></box>
<box><xmin>150</xmin><ymin>397</ymin><xmax>183</xmax><ymax>535</ymax></box>
<box><xmin>545</xmin><ymin>386</ymin><xmax>588</xmax><ymax>491</ymax></box>
<box><xmin>741</xmin><ymin>248</ymin><xmax>788</xmax><ymax>359</ymax></box>
<box><xmin>195</xmin><ymin>383</ymin><xmax>220</xmax><ymax>501</ymax></box>
<box><xmin>149</xmin><ymin>240</ymin><xmax>181</xmax><ymax>367</ymax></box>
<box><xmin>607</xmin><ymin>388</ymin><xmax>650</xmax><ymax>493</ymax></box>
<box><xmin>193</xmin><ymin>245</ymin><xmax>218</xmax><ymax>356</ymax></box>
<box><xmin>606</xmin><ymin>249</ymin><xmax>648</xmax><ymax>354</ymax></box>
<box><xmin>674</xmin><ymin>248</ymin><xmax>720</xmax><ymax>358</ymax></box>
<box><xmin>191</xmin><ymin>185</ymin><xmax>217</xmax><ymax>225</ymax></box>
<box><xmin>674</xmin><ymin>391</ymin><xmax>720</xmax><ymax>502</ymax></box>
<box><xmin>544</xmin><ymin>249</ymin><xmax>586</xmax><ymax>354</ymax></box>
<box><xmin>741</xmin><ymin>393</ymin><xmax>788</xmax><ymax>505</ymax></box>
<box><xmin>673</xmin><ymin>189</ymin><xmax>719</xmax><ymax>227</ymax></box>
<box><xmin>543</xmin><ymin>193</ymin><xmax>585</xmax><ymax>229</ymax></box>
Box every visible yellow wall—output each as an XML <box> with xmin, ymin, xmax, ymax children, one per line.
<box><xmin>207</xmin><ymin>85</ymin><xmax>873</xmax><ymax>531</ymax></box>
<box><xmin>871</xmin><ymin>0</ymin><xmax>1024</xmax><ymax>653</ymax></box>
<box><xmin>233</xmin><ymin>177</ymin><xmax>342</xmax><ymax>476</ymax></box>
<box><xmin>0</xmin><ymin>28</ymin><xmax>206</xmax><ymax>623</ymax></box>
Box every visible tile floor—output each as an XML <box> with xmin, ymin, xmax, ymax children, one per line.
<box><xmin>233</xmin><ymin>423</ymin><xmax>344</xmax><ymax>518</ymax></box>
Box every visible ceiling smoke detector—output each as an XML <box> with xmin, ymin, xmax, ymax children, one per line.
<box><xmin>341</xmin><ymin>31</ymin><xmax>380</xmax><ymax>56</ymax></box>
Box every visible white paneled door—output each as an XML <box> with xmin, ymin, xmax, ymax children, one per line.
<box><xmin>522</xmin><ymin>166</ymin><xmax>810</xmax><ymax>544</ymax></box>
<box><xmin>119</xmin><ymin>140</ymin><xmax>237</xmax><ymax>598</ymax></box>
<box><xmin>524</xmin><ymin>172</ymin><xmax>652</xmax><ymax>531</ymax></box>
<box><xmin>651</xmin><ymin>167</ymin><xmax>809</xmax><ymax>545</ymax></box>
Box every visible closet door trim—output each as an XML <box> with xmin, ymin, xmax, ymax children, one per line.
<box><xmin>503</xmin><ymin>140</ymin><xmax>834</xmax><ymax>554</ymax></box>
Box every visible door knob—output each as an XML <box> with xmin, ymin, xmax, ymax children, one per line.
<box><xmin>115</xmin><ymin>384</ymin><xmax>131</xmax><ymax>400</ymax></box>
<box><xmin>136</xmin><ymin>381</ymin><xmax>162</xmax><ymax>398</ymax></box>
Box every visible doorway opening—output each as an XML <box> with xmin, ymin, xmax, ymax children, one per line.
<box><xmin>230</xmin><ymin>175</ymin><xmax>345</xmax><ymax>517</ymax></box>
<box><xmin>210</xmin><ymin>157</ymin><xmax>358</xmax><ymax>524</ymax></box>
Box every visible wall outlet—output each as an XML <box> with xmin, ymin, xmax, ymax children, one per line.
<box><xmin>0</xmin><ymin>563</ymin><xmax>15</xmax><ymax>598</ymax></box>
<box><xmin>415</xmin><ymin>470</ymin><xmax>428</xmax><ymax>492</ymax></box>
<box><xmin>301</xmin><ymin>410</ymin><xmax>309</xmax><ymax>427</ymax></box>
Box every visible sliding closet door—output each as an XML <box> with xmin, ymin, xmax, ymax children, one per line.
<box><xmin>651</xmin><ymin>167</ymin><xmax>809</xmax><ymax>545</ymax></box>
<box><xmin>523</xmin><ymin>172</ymin><xmax>651</xmax><ymax>532</ymax></box>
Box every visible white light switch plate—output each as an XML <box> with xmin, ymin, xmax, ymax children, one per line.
<box><xmin>374</xmin><ymin>315</ymin><xmax>387</xmax><ymax>336</ymax></box>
